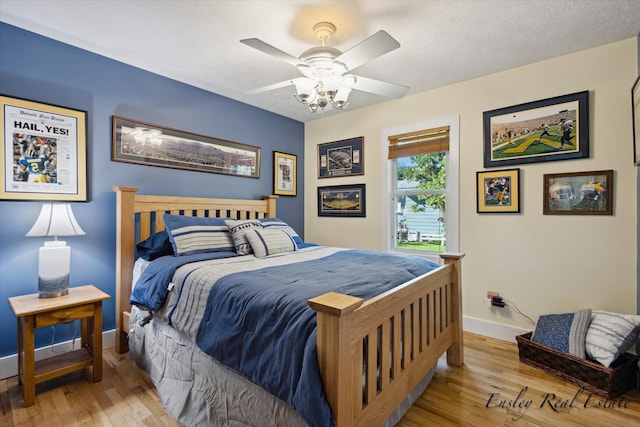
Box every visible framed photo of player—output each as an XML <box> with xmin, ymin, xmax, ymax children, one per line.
<box><xmin>1</xmin><ymin>95</ymin><xmax>87</xmax><ymax>201</ymax></box>
<box><xmin>273</xmin><ymin>151</ymin><xmax>296</xmax><ymax>196</ymax></box>
<box><xmin>483</xmin><ymin>91</ymin><xmax>589</xmax><ymax>168</ymax></box>
<box><xmin>318</xmin><ymin>136</ymin><xmax>364</xmax><ymax>178</ymax></box>
<box><xmin>543</xmin><ymin>170</ymin><xmax>613</xmax><ymax>215</ymax></box>
<box><xmin>476</xmin><ymin>168</ymin><xmax>520</xmax><ymax>213</ymax></box>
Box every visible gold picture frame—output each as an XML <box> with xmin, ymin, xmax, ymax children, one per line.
<box><xmin>1</xmin><ymin>95</ymin><xmax>87</xmax><ymax>201</ymax></box>
<box><xmin>273</xmin><ymin>151</ymin><xmax>296</xmax><ymax>196</ymax></box>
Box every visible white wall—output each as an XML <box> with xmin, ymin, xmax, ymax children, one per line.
<box><xmin>304</xmin><ymin>38</ymin><xmax>638</xmax><ymax>335</ymax></box>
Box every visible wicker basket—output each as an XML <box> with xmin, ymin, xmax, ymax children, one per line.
<box><xmin>516</xmin><ymin>332</ymin><xmax>638</xmax><ymax>399</ymax></box>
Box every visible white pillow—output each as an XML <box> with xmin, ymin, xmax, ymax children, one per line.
<box><xmin>585</xmin><ymin>310</ymin><xmax>640</xmax><ymax>367</ymax></box>
<box><xmin>245</xmin><ymin>228</ymin><xmax>298</xmax><ymax>258</ymax></box>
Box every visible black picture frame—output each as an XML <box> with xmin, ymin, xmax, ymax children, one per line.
<box><xmin>483</xmin><ymin>91</ymin><xmax>589</xmax><ymax>167</ymax></box>
<box><xmin>318</xmin><ymin>136</ymin><xmax>364</xmax><ymax>178</ymax></box>
<box><xmin>632</xmin><ymin>76</ymin><xmax>640</xmax><ymax>165</ymax></box>
<box><xmin>317</xmin><ymin>184</ymin><xmax>366</xmax><ymax>217</ymax></box>
<box><xmin>112</xmin><ymin>116</ymin><xmax>261</xmax><ymax>178</ymax></box>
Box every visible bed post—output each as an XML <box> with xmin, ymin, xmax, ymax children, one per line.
<box><xmin>262</xmin><ymin>194</ymin><xmax>278</xmax><ymax>218</ymax></box>
<box><xmin>439</xmin><ymin>252</ymin><xmax>465</xmax><ymax>366</ymax></box>
<box><xmin>308</xmin><ymin>292</ymin><xmax>364</xmax><ymax>427</ymax></box>
<box><xmin>113</xmin><ymin>185</ymin><xmax>139</xmax><ymax>354</ymax></box>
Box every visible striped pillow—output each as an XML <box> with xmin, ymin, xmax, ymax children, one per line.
<box><xmin>259</xmin><ymin>218</ymin><xmax>303</xmax><ymax>246</ymax></box>
<box><xmin>225</xmin><ymin>219</ymin><xmax>263</xmax><ymax>254</ymax></box>
<box><xmin>245</xmin><ymin>228</ymin><xmax>298</xmax><ymax>258</ymax></box>
<box><xmin>163</xmin><ymin>214</ymin><xmax>234</xmax><ymax>256</ymax></box>
<box><xmin>585</xmin><ymin>311</ymin><xmax>640</xmax><ymax>367</ymax></box>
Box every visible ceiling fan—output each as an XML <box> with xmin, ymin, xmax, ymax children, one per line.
<box><xmin>240</xmin><ymin>22</ymin><xmax>409</xmax><ymax>113</ymax></box>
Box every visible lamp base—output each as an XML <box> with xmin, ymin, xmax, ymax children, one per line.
<box><xmin>37</xmin><ymin>240</ymin><xmax>70</xmax><ymax>298</ymax></box>
<box><xmin>39</xmin><ymin>275</ymin><xmax>70</xmax><ymax>298</ymax></box>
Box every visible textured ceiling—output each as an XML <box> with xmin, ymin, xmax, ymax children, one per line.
<box><xmin>1</xmin><ymin>0</ymin><xmax>639</xmax><ymax>123</ymax></box>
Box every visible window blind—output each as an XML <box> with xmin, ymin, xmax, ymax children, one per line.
<box><xmin>387</xmin><ymin>125</ymin><xmax>450</xmax><ymax>159</ymax></box>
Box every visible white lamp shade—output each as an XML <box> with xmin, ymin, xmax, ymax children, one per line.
<box><xmin>26</xmin><ymin>203</ymin><xmax>85</xmax><ymax>238</ymax></box>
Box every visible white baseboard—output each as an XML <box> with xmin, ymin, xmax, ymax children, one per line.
<box><xmin>463</xmin><ymin>315</ymin><xmax>529</xmax><ymax>343</ymax></box>
<box><xmin>0</xmin><ymin>329</ymin><xmax>115</xmax><ymax>381</ymax></box>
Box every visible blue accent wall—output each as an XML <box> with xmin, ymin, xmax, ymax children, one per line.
<box><xmin>0</xmin><ymin>23</ymin><xmax>304</xmax><ymax>358</ymax></box>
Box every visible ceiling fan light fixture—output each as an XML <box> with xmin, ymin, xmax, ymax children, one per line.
<box><xmin>241</xmin><ymin>22</ymin><xmax>407</xmax><ymax>115</ymax></box>
<box><xmin>293</xmin><ymin>78</ymin><xmax>317</xmax><ymax>104</ymax></box>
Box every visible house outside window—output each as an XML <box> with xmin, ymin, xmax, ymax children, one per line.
<box><xmin>383</xmin><ymin>118</ymin><xmax>459</xmax><ymax>262</ymax></box>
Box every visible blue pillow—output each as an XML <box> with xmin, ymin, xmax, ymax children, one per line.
<box><xmin>136</xmin><ymin>231</ymin><xmax>174</xmax><ymax>260</ymax></box>
<box><xmin>163</xmin><ymin>214</ymin><xmax>234</xmax><ymax>256</ymax></box>
<box><xmin>259</xmin><ymin>218</ymin><xmax>303</xmax><ymax>246</ymax></box>
<box><xmin>532</xmin><ymin>309</ymin><xmax>591</xmax><ymax>358</ymax></box>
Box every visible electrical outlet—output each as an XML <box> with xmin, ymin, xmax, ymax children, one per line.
<box><xmin>487</xmin><ymin>291</ymin><xmax>499</xmax><ymax>300</ymax></box>
<box><xmin>485</xmin><ymin>298</ymin><xmax>492</xmax><ymax>307</ymax></box>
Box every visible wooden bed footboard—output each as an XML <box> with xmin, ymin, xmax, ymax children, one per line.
<box><xmin>308</xmin><ymin>253</ymin><xmax>464</xmax><ymax>427</ymax></box>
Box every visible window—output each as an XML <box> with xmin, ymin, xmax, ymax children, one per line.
<box><xmin>382</xmin><ymin>118</ymin><xmax>459</xmax><ymax>261</ymax></box>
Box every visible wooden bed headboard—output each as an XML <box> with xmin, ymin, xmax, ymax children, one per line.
<box><xmin>112</xmin><ymin>185</ymin><xmax>279</xmax><ymax>353</ymax></box>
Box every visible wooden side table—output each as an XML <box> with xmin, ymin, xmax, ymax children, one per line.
<box><xmin>8</xmin><ymin>285</ymin><xmax>110</xmax><ymax>406</ymax></box>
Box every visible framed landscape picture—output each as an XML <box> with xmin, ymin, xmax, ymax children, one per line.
<box><xmin>112</xmin><ymin>116</ymin><xmax>260</xmax><ymax>178</ymax></box>
<box><xmin>317</xmin><ymin>183</ymin><xmax>366</xmax><ymax>217</ymax></box>
<box><xmin>476</xmin><ymin>168</ymin><xmax>520</xmax><ymax>213</ymax></box>
<box><xmin>543</xmin><ymin>170</ymin><xmax>613</xmax><ymax>215</ymax></box>
<box><xmin>483</xmin><ymin>91</ymin><xmax>589</xmax><ymax>167</ymax></box>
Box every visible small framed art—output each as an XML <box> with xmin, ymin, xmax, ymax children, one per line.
<box><xmin>318</xmin><ymin>136</ymin><xmax>364</xmax><ymax>178</ymax></box>
<box><xmin>543</xmin><ymin>170</ymin><xmax>613</xmax><ymax>215</ymax></box>
<box><xmin>317</xmin><ymin>184</ymin><xmax>366</xmax><ymax>217</ymax></box>
<box><xmin>273</xmin><ymin>151</ymin><xmax>296</xmax><ymax>196</ymax></box>
<box><xmin>476</xmin><ymin>168</ymin><xmax>520</xmax><ymax>213</ymax></box>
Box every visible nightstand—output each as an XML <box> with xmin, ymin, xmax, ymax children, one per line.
<box><xmin>7</xmin><ymin>285</ymin><xmax>110</xmax><ymax>406</ymax></box>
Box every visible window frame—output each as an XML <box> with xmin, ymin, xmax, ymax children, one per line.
<box><xmin>381</xmin><ymin>116</ymin><xmax>460</xmax><ymax>262</ymax></box>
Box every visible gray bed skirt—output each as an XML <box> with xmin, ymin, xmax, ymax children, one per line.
<box><xmin>129</xmin><ymin>306</ymin><xmax>435</xmax><ymax>426</ymax></box>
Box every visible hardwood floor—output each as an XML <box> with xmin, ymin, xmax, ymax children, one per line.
<box><xmin>1</xmin><ymin>332</ymin><xmax>639</xmax><ymax>426</ymax></box>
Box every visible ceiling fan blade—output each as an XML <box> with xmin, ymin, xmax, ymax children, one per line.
<box><xmin>245</xmin><ymin>79</ymin><xmax>299</xmax><ymax>94</ymax></box>
<box><xmin>240</xmin><ymin>38</ymin><xmax>303</xmax><ymax>67</ymax></box>
<box><xmin>351</xmin><ymin>75</ymin><xmax>409</xmax><ymax>99</ymax></box>
<box><xmin>335</xmin><ymin>30</ymin><xmax>400</xmax><ymax>72</ymax></box>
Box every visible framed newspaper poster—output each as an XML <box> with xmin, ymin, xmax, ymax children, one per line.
<box><xmin>1</xmin><ymin>95</ymin><xmax>87</xmax><ymax>201</ymax></box>
<box><xmin>273</xmin><ymin>151</ymin><xmax>296</xmax><ymax>196</ymax></box>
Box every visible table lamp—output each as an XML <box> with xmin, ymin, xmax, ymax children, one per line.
<box><xmin>26</xmin><ymin>203</ymin><xmax>86</xmax><ymax>298</ymax></box>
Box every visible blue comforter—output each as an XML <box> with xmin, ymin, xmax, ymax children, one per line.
<box><xmin>131</xmin><ymin>247</ymin><xmax>439</xmax><ymax>427</ymax></box>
